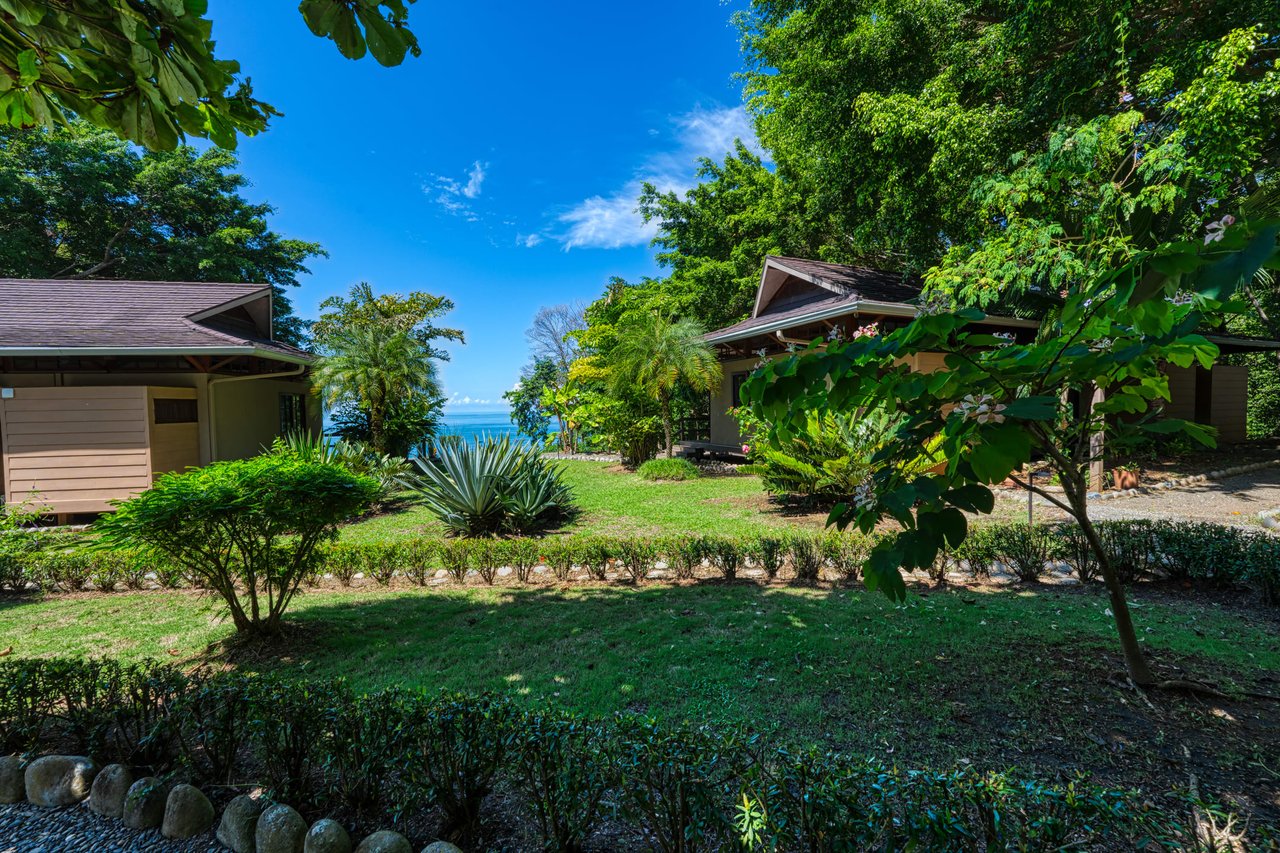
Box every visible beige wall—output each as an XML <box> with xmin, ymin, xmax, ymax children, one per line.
<box><xmin>210</xmin><ymin>376</ymin><xmax>316</xmax><ymax>460</ymax></box>
<box><xmin>1163</xmin><ymin>364</ymin><xmax>1249</xmax><ymax>444</ymax></box>
<box><xmin>0</xmin><ymin>386</ymin><xmax>152</xmax><ymax>514</ymax></box>
<box><xmin>708</xmin><ymin>351</ymin><xmax>948</xmax><ymax>449</ymax></box>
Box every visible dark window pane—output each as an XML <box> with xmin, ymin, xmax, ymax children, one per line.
<box><xmin>280</xmin><ymin>393</ymin><xmax>305</xmax><ymax>435</ymax></box>
<box><xmin>154</xmin><ymin>398</ymin><xmax>197</xmax><ymax>424</ymax></box>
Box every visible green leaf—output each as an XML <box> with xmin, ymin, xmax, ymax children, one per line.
<box><xmin>356</xmin><ymin>5</ymin><xmax>408</xmax><ymax>66</ymax></box>
<box><xmin>1188</xmin><ymin>226</ymin><xmax>1280</xmax><ymax>300</ymax></box>
<box><xmin>944</xmin><ymin>484</ymin><xmax>994</xmax><ymax>514</ymax></box>
<box><xmin>16</xmin><ymin>49</ymin><xmax>39</xmax><ymax>86</ymax></box>
<box><xmin>1000</xmin><ymin>396</ymin><xmax>1058</xmax><ymax>421</ymax></box>
<box><xmin>863</xmin><ymin>544</ymin><xmax>907</xmax><ymax>602</ymax></box>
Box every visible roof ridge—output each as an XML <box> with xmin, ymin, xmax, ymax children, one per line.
<box><xmin>0</xmin><ymin>278</ymin><xmax>266</xmax><ymax>288</ymax></box>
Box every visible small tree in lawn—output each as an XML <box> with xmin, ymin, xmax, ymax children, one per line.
<box><xmin>744</xmin><ymin>32</ymin><xmax>1280</xmax><ymax>687</ymax></box>
<box><xmin>95</xmin><ymin>456</ymin><xmax>379</xmax><ymax>636</ymax></box>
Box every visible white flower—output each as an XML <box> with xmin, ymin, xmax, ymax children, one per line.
<box><xmin>993</xmin><ymin>331</ymin><xmax>1016</xmax><ymax>347</ymax></box>
<box><xmin>852</xmin><ymin>480</ymin><xmax>876</xmax><ymax>511</ymax></box>
<box><xmin>786</xmin><ymin>343</ymin><xmax>797</xmax><ymax>353</ymax></box>
<box><xmin>827</xmin><ymin>326</ymin><xmax>842</xmax><ymax>341</ymax></box>
<box><xmin>917</xmin><ymin>291</ymin><xmax>953</xmax><ymax>316</ymax></box>
<box><xmin>1204</xmin><ymin>213</ymin><xmax>1236</xmax><ymax>245</ymax></box>
<box><xmin>1089</xmin><ymin>337</ymin><xmax>1113</xmax><ymax>352</ymax></box>
<box><xmin>1167</xmin><ymin>291</ymin><xmax>1195</xmax><ymax>306</ymax></box>
<box><xmin>755</xmin><ymin>348</ymin><xmax>768</xmax><ymax>359</ymax></box>
<box><xmin>955</xmin><ymin>393</ymin><xmax>1007</xmax><ymax>425</ymax></box>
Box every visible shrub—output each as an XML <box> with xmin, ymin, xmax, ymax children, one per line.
<box><xmin>612</xmin><ymin>717</ymin><xmax>736</xmax><ymax>852</ymax></box>
<box><xmin>324</xmin><ymin>541</ymin><xmax>362</xmax><ymax>586</ymax></box>
<box><xmin>514</xmin><ymin>711</ymin><xmax>612</xmax><ymax>853</ymax></box>
<box><xmin>322</xmin><ymin>689</ymin><xmax>415</xmax><ymax>819</ymax></box>
<box><xmin>170</xmin><ymin>673</ymin><xmax>256</xmax><ymax>785</ymax></box>
<box><xmin>249</xmin><ymin>677</ymin><xmax>341</xmax><ymax>807</ymax></box>
<box><xmin>403</xmin><ymin>538</ymin><xmax>438</xmax><ymax>585</ymax></box>
<box><xmin>666</xmin><ymin>535</ymin><xmax>703</xmax><ymax>581</ymax></box>
<box><xmin>637</xmin><ymin>458</ymin><xmax>701</xmax><ymax>481</ymax></box>
<box><xmin>703</xmin><ymin>536</ymin><xmax>742</xmax><ymax>581</ymax></box>
<box><xmin>271</xmin><ymin>432</ymin><xmax>410</xmax><ymax>507</ymax></box>
<box><xmin>823</xmin><ymin>531</ymin><xmax>871</xmax><ymax>582</ymax></box>
<box><xmin>1057</xmin><ymin>525</ymin><xmax>1101</xmax><ymax>583</ymax></box>
<box><xmin>579</xmin><ymin>537</ymin><xmax>612</xmax><ymax>581</ymax></box>
<box><xmin>95</xmin><ymin>456</ymin><xmax>379</xmax><ymax>635</ymax></box>
<box><xmin>1097</xmin><ymin>519</ymin><xmax>1160</xmax><ymax>583</ymax></box>
<box><xmin>750</xmin><ymin>535</ymin><xmax>786</xmax><ymax>581</ymax></box>
<box><xmin>405</xmin><ymin>693</ymin><xmax>517</xmax><ymax>845</ymax></box>
<box><xmin>440</xmin><ymin>539</ymin><xmax>473</xmax><ymax>583</ymax></box>
<box><xmin>472</xmin><ymin>539</ymin><xmax>501</xmax><ymax>585</ymax></box>
<box><xmin>545</xmin><ymin>538</ymin><xmax>579</xmax><ymax>582</ymax></box>
<box><xmin>614</xmin><ymin>538</ymin><xmax>656</xmax><ymax>584</ymax></box>
<box><xmin>505</xmin><ymin>538</ymin><xmax>541</xmax><ymax>584</ymax></box>
<box><xmin>989</xmin><ymin>523</ymin><xmax>1060</xmax><ymax>582</ymax></box>
<box><xmin>789</xmin><ymin>534</ymin><xmax>823</xmax><ymax>583</ymax></box>
<box><xmin>408</xmin><ymin>436</ymin><xmax>577</xmax><ymax>536</ymax></box>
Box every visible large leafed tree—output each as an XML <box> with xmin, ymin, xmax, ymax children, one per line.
<box><xmin>0</xmin><ymin>0</ymin><xmax>421</xmax><ymax>149</ymax></box>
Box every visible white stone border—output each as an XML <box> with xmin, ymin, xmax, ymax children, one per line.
<box><xmin>997</xmin><ymin>458</ymin><xmax>1280</xmax><ymax>503</ymax></box>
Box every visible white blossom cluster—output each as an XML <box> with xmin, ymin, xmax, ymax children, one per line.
<box><xmin>993</xmin><ymin>331</ymin><xmax>1016</xmax><ymax>346</ymax></box>
<box><xmin>954</xmin><ymin>393</ymin><xmax>1007</xmax><ymax>424</ymax></box>
<box><xmin>852</xmin><ymin>480</ymin><xmax>876</xmax><ymax>511</ymax></box>
<box><xmin>1204</xmin><ymin>214</ymin><xmax>1236</xmax><ymax>245</ymax></box>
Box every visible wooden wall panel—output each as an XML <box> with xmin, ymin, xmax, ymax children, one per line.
<box><xmin>0</xmin><ymin>386</ymin><xmax>151</xmax><ymax>514</ymax></box>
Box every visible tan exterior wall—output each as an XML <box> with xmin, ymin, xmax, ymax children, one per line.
<box><xmin>1210</xmin><ymin>365</ymin><xmax>1248</xmax><ymax>443</ymax></box>
<box><xmin>0</xmin><ymin>386</ymin><xmax>152</xmax><ymax>513</ymax></box>
<box><xmin>210</xmin><ymin>377</ymin><xmax>317</xmax><ymax>460</ymax></box>
<box><xmin>708</xmin><ymin>351</ymin><xmax>948</xmax><ymax>449</ymax></box>
<box><xmin>0</xmin><ymin>373</ymin><xmax>316</xmax><ymax>514</ymax></box>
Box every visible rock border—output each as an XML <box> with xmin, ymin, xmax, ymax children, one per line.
<box><xmin>998</xmin><ymin>458</ymin><xmax>1280</xmax><ymax>503</ymax></box>
<box><xmin>2</xmin><ymin>753</ymin><xmax>462</xmax><ymax>853</ymax></box>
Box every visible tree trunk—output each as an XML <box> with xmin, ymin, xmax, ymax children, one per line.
<box><xmin>1062</xmin><ymin>475</ymin><xmax>1157</xmax><ymax>685</ymax></box>
<box><xmin>660</xmin><ymin>392</ymin><xmax>674</xmax><ymax>458</ymax></box>
<box><xmin>369</xmin><ymin>407</ymin><xmax>386</xmax><ymax>455</ymax></box>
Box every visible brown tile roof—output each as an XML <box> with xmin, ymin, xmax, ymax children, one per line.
<box><xmin>767</xmin><ymin>256</ymin><xmax>923</xmax><ymax>303</ymax></box>
<box><xmin>0</xmin><ymin>279</ymin><xmax>311</xmax><ymax>362</ymax></box>
<box><xmin>705</xmin><ymin>257</ymin><xmax>924</xmax><ymax>342</ymax></box>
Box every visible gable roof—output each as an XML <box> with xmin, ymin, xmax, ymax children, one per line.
<box><xmin>0</xmin><ymin>279</ymin><xmax>312</xmax><ymax>364</ymax></box>
<box><xmin>708</xmin><ymin>256</ymin><xmax>1038</xmax><ymax>345</ymax></box>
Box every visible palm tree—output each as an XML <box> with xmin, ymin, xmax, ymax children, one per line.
<box><xmin>313</xmin><ymin>325</ymin><xmax>441</xmax><ymax>455</ymax></box>
<box><xmin>608</xmin><ymin>312</ymin><xmax>722</xmax><ymax>458</ymax></box>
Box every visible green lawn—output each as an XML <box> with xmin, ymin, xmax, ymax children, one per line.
<box><xmin>341</xmin><ymin>460</ymin><xmax>827</xmax><ymax>543</ymax></box>
<box><xmin>4</xmin><ymin>579</ymin><xmax>1277</xmax><ymax>809</ymax></box>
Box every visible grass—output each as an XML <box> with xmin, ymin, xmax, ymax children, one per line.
<box><xmin>341</xmin><ymin>460</ymin><xmax>824</xmax><ymax>543</ymax></box>
<box><xmin>4</xmin><ymin>579</ymin><xmax>1278</xmax><ymax>813</ymax></box>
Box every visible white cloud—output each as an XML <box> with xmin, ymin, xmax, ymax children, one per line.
<box><xmin>463</xmin><ymin>161</ymin><xmax>486</xmax><ymax>198</ymax></box>
<box><xmin>446</xmin><ymin>392</ymin><xmax>493</xmax><ymax>407</ymax></box>
<box><xmin>425</xmin><ymin>159</ymin><xmax>489</xmax><ymax>219</ymax></box>
<box><xmin>554</xmin><ymin>105</ymin><xmax>761</xmax><ymax>251</ymax></box>
<box><xmin>517</xmin><ymin>232</ymin><xmax>543</xmax><ymax>248</ymax></box>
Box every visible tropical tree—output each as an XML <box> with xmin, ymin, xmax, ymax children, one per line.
<box><xmin>314</xmin><ymin>326</ymin><xmax>443</xmax><ymax>456</ymax></box>
<box><xmin>607</xmin><ymin>313</ymin><xmax>721</xmax><ymax>458</ymax></box>
<box><xmin>0</xmin><ymin>120</ymin><xmax>323</xmax><ymax>344</ymax></box>
<box><xmin>0</xmin><ymin>0</ymin><xmax>421</xmax><ymax>149</ymax></box>
<box><xmin>745</xmin><ymin>33</ymin><xmax>1280</xmax><ymax>687</ymax></box>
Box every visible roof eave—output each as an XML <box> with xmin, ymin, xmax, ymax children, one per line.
<box><xmin>705</xmin><ymin>300</ymin><xmax>1039</xmax><ymax>345</ymax></box>
<box><xmin>0</xmin><ymin>345</ymin><xmax>314</xmax><ymax>366</ymax></box>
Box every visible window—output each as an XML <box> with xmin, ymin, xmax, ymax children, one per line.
<box><xmin>731</xmin><ymin>372</ymin><xmax>749</xmax><ymax>408</ymax></box>
<box><xmin>280</xmin><ymin>393</ymin><xmax>306</xmax><ymax>435</ymax></box>
<box><xmin>154</xmin><ymin>398</ymin><xmax>197</xmax><ymax>424</ymax></box>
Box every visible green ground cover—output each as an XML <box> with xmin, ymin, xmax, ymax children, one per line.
<box><xmin>3</xmin><ymin>579</ymin><xmax>1277</xmax><ymax>814</ymax></box>
<box><xmin>340</xmin><ymin>460</ymin><xmax>825</xmax><ymax>543</ymax></box>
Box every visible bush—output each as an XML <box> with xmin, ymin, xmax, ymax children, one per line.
<box><xmin>637</xmin><ymin>458</ymin><xmax>701</xmax><ymax>481</ymax></box>
<box><xmin>405</xmin><ymin>693</ymin><xmax>517</xmax><ymax>845</ymax></box>
<box><xmin>514</xmin><ymin>711</ymin><xmax>612</xmax><ymax>853</ymax></box>
<box><xmin>408</xmin><ymin>436</ymin><xmax>577</xmax><ymax>536</ymax></box>
<box><xmin>403</xmin><ymin>538</ymin><xmax>438</xmax><ymax>585</ymax></box>
<box><xmin>544</xmin><ymin>538</ymin><xmax>579</xmax><ymax>582</ymax></box>
<box><xmin>749</xmin><ymin>535</ymin><xmax>786</xmax><ymax>581</ymax></box>
<box><xmin>95</xmin><ymin>455</ymin><xmax>379</xmax><ymax>635</ymax></box>
<box><xmin>1096</xmin><ymin>519</ymin><xmax>1159</xmax><ymax>583</ymax></box>
<box><xmin>789</xmin><ymin>534</ymin><xmax>823</xmax><ymax>583</ymax></box>
<box><xmin>578</xmin><ymin>537</ymin><xmax>612</xmax><ymax>581</ymax></box>
<box><xmin>0</xmin><ymin>657</ymin><xmax>1261</xmax><ymax>851</ymax></box>
<box><xmin>270</xmin><ymin>432</ymin><xmax>410</xmax><ymax>507</ymax></box>
<box><xmin>703</xmin><ymin>536</ymin><xmax>742</xmax><ymax>581</ymax></box>
<box><xmin>666</xmin><ymin>535</ymin><xmax>703</xmax><ymax>581</ymax></box>
<box><xmin>472</xmin><ymin>539</ymin><xmax>501</xmax><ymax>585</ymax></box>
<box><xmin>988</xmin><ymin>523</ymin><xmax>1061</xmax><ymax>582</ymax></box>
<box><xmin>440</xmin><ymin>539</ymin><xmax>473</xmax><ymax>584</ymax></box>
<box><xmin>614</xmin><ymin>538</ymin><xmax>656</xmax><ymax>584</ymax></box>
<box><xmin>823</xmin><ymin>531</ymin><xmax>871</xmax><ymax>582</ymax></box>
<box><xmin>504</xmin><ymin>538</ymin><xmax>541</xmax><ymax>584</ymax></box>
<box><xmin>1056</xmin><ymin>525</ymin><xmax>1101</xmax><ymax>583</ymax></box>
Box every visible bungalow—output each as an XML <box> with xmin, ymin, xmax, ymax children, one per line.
<box><xmin>683</xmin><ymin>255</ymin><xmax>1273</xmax><ymax>458</ymax></box>
<box><xmin>0</xmin><ymin>279</ymin><xmax>321</xmax><ymax>519</ymax></box>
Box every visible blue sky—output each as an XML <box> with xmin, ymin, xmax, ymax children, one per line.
<box><xmin>209</xmin><ymin>1</ymin><xmax>755</xmax><ymax>412</ymax></box>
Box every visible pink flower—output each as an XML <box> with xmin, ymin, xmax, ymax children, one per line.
<box><xmin>742</xmin><ymin>444</ymin><xmax>751</xmax><ymax>454</ymax></box>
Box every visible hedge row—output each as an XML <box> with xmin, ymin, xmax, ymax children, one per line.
<box><xmin>3</xmin><ymin>520</ymin><xmax>1278</xmax><ymax>606</ymax></box>
<box><xmin>0</xmin><ymin>658</ymin><xmax>1250</xmax><ymax>851</ymax></box>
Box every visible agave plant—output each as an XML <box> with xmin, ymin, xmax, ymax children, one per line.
<box><xmin>406</xmin><ymin>436</ymin><xmax>576</xmax><ymax>536</ymax></box>
<box><xmin>270</xmin><ymin>432</ymin><xmax>410</xmax><ymax>505</ymax></box>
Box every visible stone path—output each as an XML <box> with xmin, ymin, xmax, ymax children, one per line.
<box><xmin>0</xmin><ymin>801</ymin><xmax>221</xmax><ymax>853</ymax></box>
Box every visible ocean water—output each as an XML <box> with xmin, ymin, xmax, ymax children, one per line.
<box><xmin>437</xmin><ymin>409</ymin><xmax>527</xmax><ymax>446</ymax></box>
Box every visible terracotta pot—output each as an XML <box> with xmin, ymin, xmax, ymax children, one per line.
<box><xmin>1111</xmin><ymin>468</ymin><xmax>1140</xmax><ymax>489</ymax></box>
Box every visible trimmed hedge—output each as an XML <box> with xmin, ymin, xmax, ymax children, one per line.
<box><xmin>4</xmin><ymin>519</ymin><xmax>1279</xmax><ymax>607</ymax></box>
<box><xmin>0</xmin><ymin>657</ymin><xmax>1256</xmax><ymax>850</ymax></box>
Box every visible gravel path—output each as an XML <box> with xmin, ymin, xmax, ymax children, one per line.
<box><xmin>1008</xmin><ymin>466</ymin><xmax>1280</xmax><ymax>527</ymax></box>
<box><xmin>0</xmin><ymin>802</ymin><xmax>222</xmax><ymax>853</ymax></box>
